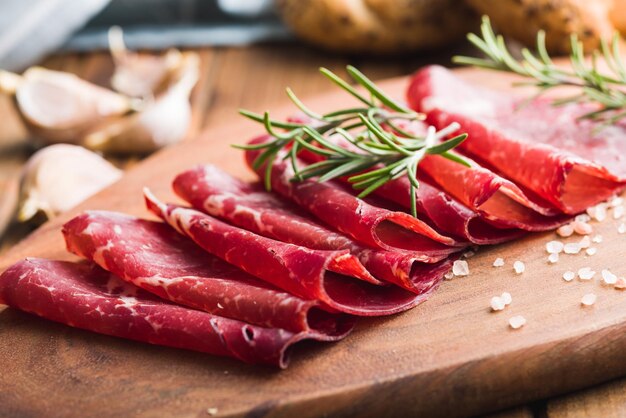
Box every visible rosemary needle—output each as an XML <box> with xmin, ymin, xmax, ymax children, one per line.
<box><xmin>454</xmin><ymin>16</ymin><xmax>626</xmax><ymax>123</ymax></box>
<box><xmin>234</xmin><ymin>66</ymin><xmax>469</xmax><ymax>217</ymax></box>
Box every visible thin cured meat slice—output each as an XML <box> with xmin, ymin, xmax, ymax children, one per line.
<box><xmin>245</xmin><ymin>138</ymin><xmax>463</xmax><ymax>258</ymax></box>
<box><xmin>290</xmin><ymin>126</ymin><xmax>526</xmax><ymax>244</ymax></box>
<box><xmin>417</xmin><ymin>155</ymin><xmax>570</xmax><ymax>231</ymax></box>
<box><xmin>408</xmin><ymin>65</ymin><xmax>626</xmax><ymax>214</ymax></box>
<box><xmin>366</xmin><ymin>115</ymin><xmax>568</xmax><ymax>230</ymax></box>
<box><xmin>0</xmin><ymin>259</ymin><xmax>350</xmax><ymax>368</ymax></box>
<box><xmin>173</xmin><ymin>164</ymin><xmax>455</xmax><ymax>292</ymax></box>
<box><xmin>144</xmin><ymin>190</ymin><xmax>424</xmax><ymax>315</ymax></box>
<box><xmin>374</xmin><ymin>177</ymin><xmax>526</xmax><ymax>244</ymax></box>
<box><xmin>63</xmin><ymin>211</ymin><xmax>352</xmax><ymax>334</ymax></box>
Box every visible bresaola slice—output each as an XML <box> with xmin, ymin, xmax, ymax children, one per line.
<box><xmin>245</xmin><ymin>139</ymin><xmax>462</xmax><ymax>257</ymax></box>
<box><xmin>374</xmin><ymin>177</ymin><xmax>525</xmax><ymax>244</ymax></box>
<box><xmin>144</xmin><ymin>190</ymin><xmax>424</xmax><ymax>315</ymax></box>
<box><xmin>408</xmin><ymin>65</ymin><xmax>626</xmax><ymax>214</ymax></box>
<box><xmin>173</xmin><ymin>164</ymin><xmax>455</xmax><ymax>292</ymax></box>
<box><xmin>417</xmin><ymin>155</ymin><xmax>570</xmax><ymax>230</ymax></box>
<box><xmin>62</xmin><ymin>211</ymin><xmax>352</xmax><ymax>334</ymax></box>
<box><xmin>290</xmin><ymin>124</ymin><xmax>527</xmax><ymax>244</ymax></box>
<box><xmin>0</xmin><ymin>259</ymin><xmax>350</xmax><ymax>368</ymax></box>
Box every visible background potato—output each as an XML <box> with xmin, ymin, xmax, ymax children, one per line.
<box><xmin>465</xmin><ymin>0</ymin><xmax>614</xmax><ymax>53</ymax></box>
<box><xmin>277</xmin><ymin>0</ymin><xmax>621</xmax><ymax>56</ymax></box>
<box><xmin>275</xmin><ymin>0</ymin><xmax>477</xmax><ymax>54</ymax></box>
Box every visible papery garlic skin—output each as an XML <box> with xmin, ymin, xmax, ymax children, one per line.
<box><xmin>84</xmin><ymin>52</ymin><xmax>199</xmax><ymax>153</ymax></box>
<box><xmin>109</xmin><ymin>26</ymin><xmax>183</xmax><ymax>98</ymax></box>
<box><xmin>13</xmin><ymin>67</ymin><xmax>139</xmax><ymax>144</ymax></box>
<box><xmin>19</xmin><ymin>144</ymin><xmax>122</xmax><ymax>221</ymax></box>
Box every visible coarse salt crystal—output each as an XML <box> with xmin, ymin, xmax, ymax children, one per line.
<box><xmin>579</xmin><ymin>236</ymin><xmax>591</xmax><ymax>249</ymax></box>
<box><xmin>545</xmin><ymin>240</ymin><xmax>564</xmax><ymax>254</ymax></box>
<box><xmin>490</xmin><ymin>296</ymin><xmax>505</xmax><ymax>311</ymax></box>
<box><xmin>444</xmin><ymin>271</ymin><xmax>454</xmax><ymax>280</ymax></box>
<box><xmin>575</xmin><ymin>214</ymin><xmax>591</xmax><ymax>223</ymax></box>
<box><xmin>573</xmin><ymin>221</ymin><xmax>593</xmax><ymax>235</ymax></box>
<box><xmin>593</xmin><ymin>204</ymin><xmax>608</xmax><ymax>222</ymax></box>
<box><xmin>614</xmin><ymin>205</ymin><xmax>625</xmax><ymax>220</ymax></box>
<box><xmin>615</xmin><ymin>278</ymin><xmax>626</xmax><ymax>290</ymax></box>
<box><xmin>207</xmin><ymin>407</ymin><xmax>218</xmax><ymax>416</ymax></box>
<box><xmin>556</xmin><ymin>224</ymin><xmax>574</xmax><ymax>237</ymax></box>
<box><xmin>578</xmin><ymin>267</ymin><xmax>596</xmax><ymax>280</ymax></box>
<box><xmin>619</xmin><ymin>223</ymin><xmax>626</xmax><ymax>234</ymax></box>
<box><xmin>563</xmin><ymin>243</ymin><xmax>581</xmax><ymax>254</ymax></box>
<box><xmin>581</xmin><ymin>293</ymin><xmax>597</xmax><ymax>306</ymax></box>
<box><xmin>452</xmin><ymin>260</ymin><xmax>469</xmax><ymax>276</ymax></box>
<box><xmin>585</xmin><ymin>247</ymin><xmax>597</xmax><ymax>256</ymax></box>
<box><xmin>562</xmin><ymin>271</ymin><xmax>575</xmax><ymax>282</ymax></box>
<box><xmin>513</xmin><ymin>261</ymin><xmax>525</xmax><ymax>274</ymax></box>
<box><xmin>587</xmin><ymin>205</ymin><xmax>607</xmax><ymax>221</ymax></box>
<box><xmin>509</xmin><ymin>315</ymin><xmax>526</xmax><ymax>329</ymax></box>
<box><xmin>601</xmin><ymin>269</ymin><xmax>618</xmax><ymax>285</ymax></box>
<box><xmin>493</xmin><ymin>257</ymin><xmax>505</xmax><ymax>267</ymax></box>
<box><xmin>463</xmin><ymin>250</ymin><xmax>475</xmax><ymax>259</ymax></box>
<box><xmin>548</xmin><ymin>253</ymin><xmax>559</xmax><ymax>263</ymax></box>
<box><xmin>592</xmin><ymin>235</ymin><xmax>603</xmax><ymax>243</ymax></box>
<box><xmin>501</xmin><ymin>292</ymin><xmax>512</xmax><ymax>305</ymax></box>
<box><xmin>609</xmin><ymin>196</ymin><xmax>624</xmax><ymax>207</ymax></box>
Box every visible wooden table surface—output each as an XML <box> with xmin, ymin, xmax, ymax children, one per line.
<box><xmin>0</xmin><ymin>42</ymin><xmax>625</xmax><ymax>418</ymax></box>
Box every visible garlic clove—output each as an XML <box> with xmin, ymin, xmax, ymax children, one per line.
<box><xmin>18</xmin><ymin>144</ymin><xmax>122</xmax><ymax>222</ymax></box>
<box><xmin>109</xmin><ymin>26</ymin><xmax>184</xmax><ymax>98</ymax></box>
<box><xmin>0</xmin><ymin>70</ymin><xmax>23</xmax><ymax>94</ymax></box>
<box><xmin>13</xmin><ymin>67</ymin><xmax>141</xmax><ymax>144</ymax></box>
<box><xmin>0</xmin><ymin>176</ymin><xmax>19</xmax><ymax>238</ymax></box>
<box><xmin>84</xmin><ymin>52</ymin><xmax>199</xmax><ymax>153</ymax></box>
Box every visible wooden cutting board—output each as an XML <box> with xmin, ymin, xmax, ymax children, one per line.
<box><xmin>2</xmin><ymin>68</ymin><xmax>626</xmax><ymax>418</ymax></box>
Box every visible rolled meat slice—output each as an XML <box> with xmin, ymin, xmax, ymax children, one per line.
<box><xmin>408</xmin><ymin>65</ymin><xmax>626</xmax><ymax>214</ymax></box>
<box><xmin>0</xmin><ymin>258</ymin><xmax>351</xmax><ymax>368</ymax></box>
<box><xmin>173</xmin><ymin>164</ymin><xmax>455</xmax><ymax>292</ymax></box>
<box><xmin>63</xmin><ymin>211</ymin><xmax>352</xmax><ymax>334</ymax></box>
<box><xmin>289</xmin><ymin>124</ymin><xmax>526</xmax><ymax>244</ymax></box>
<box><xmin>374</xmin><ymin>177</ymin><xmax>525</xmax><ymax>244</ymax></box>
<box><xmin>417</xmin><ymin>155</ymin><xmax>570</xmax><ymax>230</ymax></box>
<box><xmin>144</xmin><ymin>190</ymin><xmax>424</xmax><ymax>316</ymax></box>
<box><xmin>245</xmin><ymin>139</ymin><xmax>464</xmax><ymax>257</ymax></box>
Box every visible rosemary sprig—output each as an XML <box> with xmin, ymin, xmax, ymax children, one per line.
<box><xmin>453</xmin><ymin>16</ymin><xmax>626</xmax><ymax>123</ymax></box>
<box><xmin>234</xmin><ymin>65</ymin><xmax>469</xmax><ymax>217</ymax></box>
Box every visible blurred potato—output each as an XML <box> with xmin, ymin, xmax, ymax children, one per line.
<box><xmin>466</xmin><ymin>0</ymin><xmax>615</xmax><ymax>53</ymax></box>
<box><xmin>276</xmin><ymin>0</ymin><xmax>478</xmax><ymax>54</ymax></box>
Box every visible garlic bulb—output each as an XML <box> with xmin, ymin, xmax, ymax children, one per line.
<box><xmin>0</xmin><ymin>67</ymin><xmax>140</xmax><ymax>144</ymax></box>
<box><xmin>0</xmin><ymin>26</ymin><xmax>198</xmax><ymax>155</ymax></box>
<box><xmin>84</xmin><ymin>52</ymin><xmax>199</xmax><ymax>153</ymax></box>
<box><xmin>109</xmin><ymin>26</ymin><xmax>184</xmax><ymax>98</ymax></box>
<box><xmin>0</xmin><ymin>176</ymin><xmax>19</xmax><ymax>238</ymax></box>
<box><xmin>18</xmin><ymin>144</ymin><xmax>122</xmax><ymax>222</ymax></box>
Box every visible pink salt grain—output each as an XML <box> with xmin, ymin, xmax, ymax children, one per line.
<box><xmin>572</xmin><ymin>221</ymin><xmax>593</xmax><ymax>235</ymax></box>
<box><xmin>556</xmin><ymin>224</ymin><xmax>574</xmax><ymax>237</ymax></box>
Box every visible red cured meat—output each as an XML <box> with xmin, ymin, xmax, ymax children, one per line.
<box><xmin>0</xmin><ymin>259</ymin><xmax>350</xmax><ymax>368</ymax></box>
<box><xmin>245</xmin><ymin>138</ymin><xmax>463</xmax><ymax>258</ymax></box>
<box><xmin>63</xmin><ymin>211</ymin><xmax>352</xmax><ymax>334</ymax></box>
<box><xmin>290</xmin><ymin>125</ymin><xmax>526</xmax><ymax>244</ymax></box>
<box><xmin>374</xmin><ymin>177</ymin><xmax>525</xmax><ymax>244</ymax></box>
<box><xmin>417</xmin><ymin>155</ymin><xmax>570</xmax><ymax>230</ymax></box>
<box><xmin>408</xmin><ymin>65</ymin><xmax>626</xmax><ymax>214</ymax></box>
<box><xmin>144</xmin><ymin>190</ymin><xmax>424</xmax><ymax>315</ymax></box>
<box><xmin>173</xmin><ymin>164</ymin><xmax>455</xmax><ymax>292</ymax></box>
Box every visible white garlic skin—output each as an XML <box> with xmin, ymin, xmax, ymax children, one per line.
<box><xmin>18</xmin><ymin>144</ymin><xmax>122</xmax><ymax>221</ymax></box>
<box><xmin>12</xmin><ymin>67</ymin><xmax>137</xmax><ymax>144</ymax></box>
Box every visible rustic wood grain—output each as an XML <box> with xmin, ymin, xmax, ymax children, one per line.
<box><xmin>547</xmin><ymin>379</ymin><xmax>626</xmax><ymax>417</ymax></box>
<box><xmin>2</xmin><ymin>69</ymin><xmax>626</xmax><ymax>418</ymax></box>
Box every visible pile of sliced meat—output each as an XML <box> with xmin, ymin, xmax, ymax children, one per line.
<box><xmin>1</xmin><ymin>65</ymin><xmax>625</xmax><ymax>368</ymax></box>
